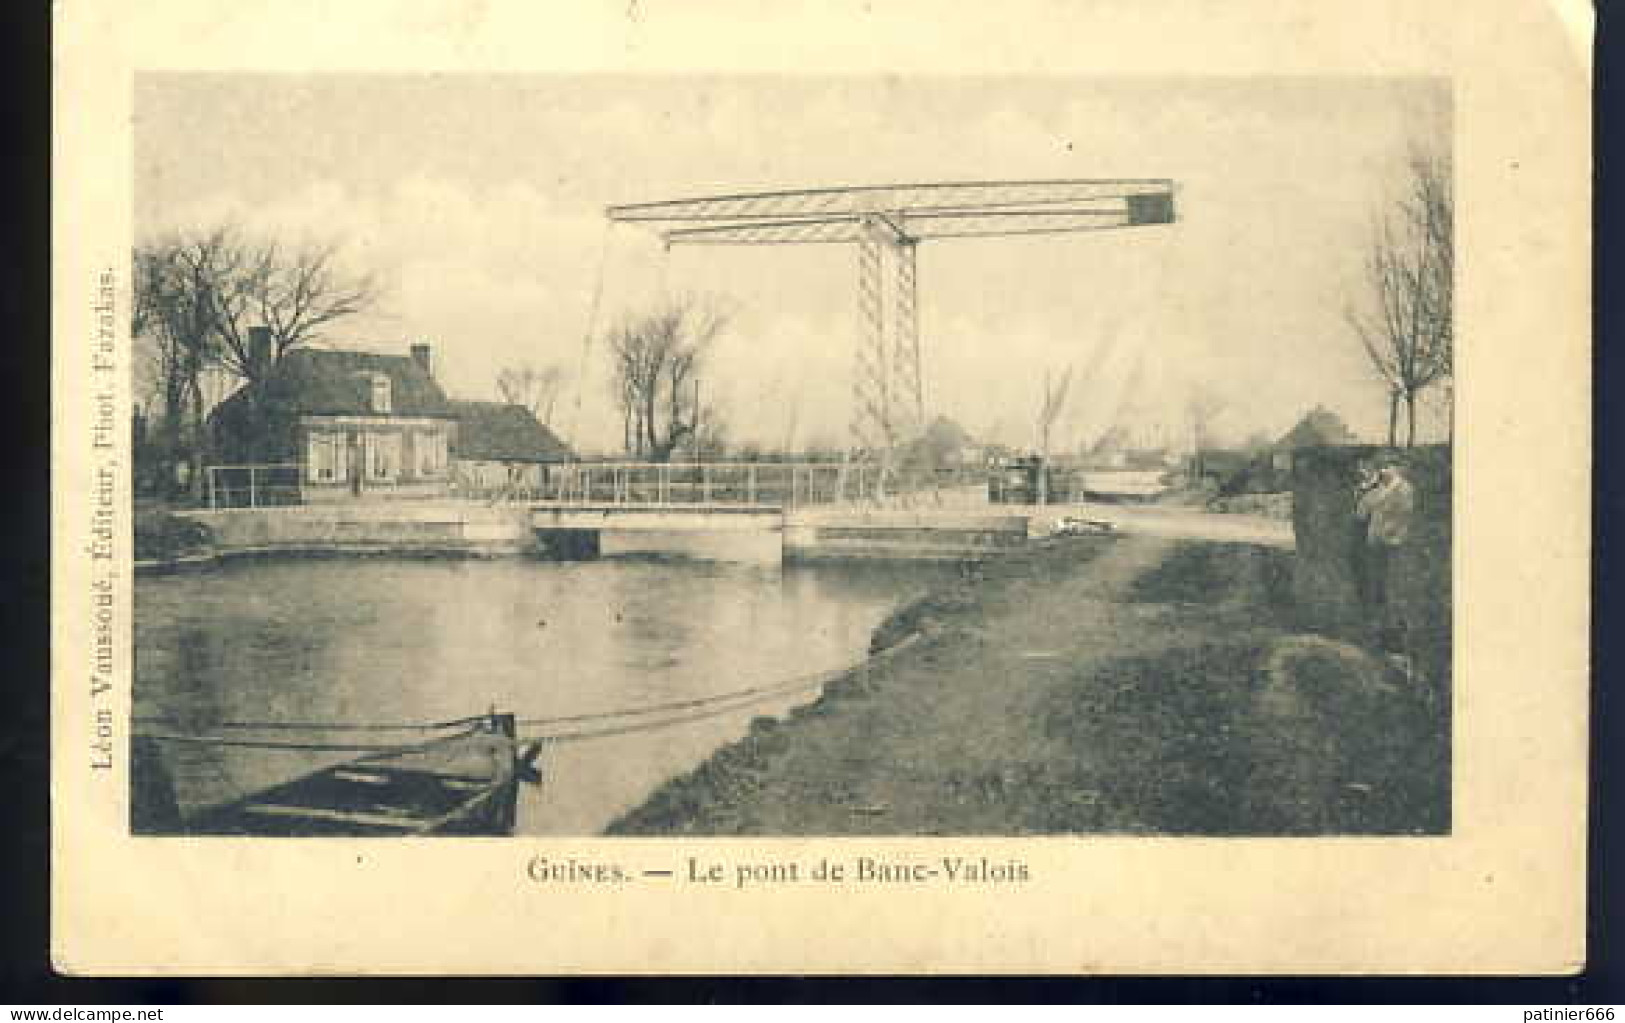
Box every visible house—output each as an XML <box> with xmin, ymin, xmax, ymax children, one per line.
<box><xmin>1270</xmin><ymin>406</ymin><xmax>1359</xmax><ymax>474</ymax></box>
<box><xmin>1083</xmin><ymin>425</ymin><xmax>1177</xmax><ymax>471</ymax></box>
<box><xmin>1191</xmin><ymin>447</ymin><xmax>1257</xmax><ymax>492</ymax></box>
<box><xmin>448</xmin><ymin>400</ymin><xmax>574</xmax><ymax>496</ymax></box>
<box><xmin>208</xmin><ymin>334</ymin><xmax>457</xmax><ymax>502</ymax></box>
<box><xmin>901</xmin><ymin>415</ymin><xmax>977</xmax><ymax>472</ymax></box>
<box><xmin>1197</xmin><ymin>405</ymin><xmax>1360</xmax><ymax>497</ymax></box>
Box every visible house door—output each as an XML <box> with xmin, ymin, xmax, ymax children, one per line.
<box><xmin>349</xmin><ymin>431</ymin><xmax>364</xmax><ymax>496</ymax></box>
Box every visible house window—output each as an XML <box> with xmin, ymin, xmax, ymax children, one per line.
<box><xmin>417</xmin><ymin>429</ymin><xmax>444</xmax><ymax>477</ymax></box>
<box><xmin>370</xmin><ymin>374</ymin><xmax>393</xmax><ymax>414</ymax></box>
<box><xmin>307</xmin><ymin>431</ymin><xmax>340</xmax><ymax>483</ymax></box>
<box><xmin>306</xmin><ymin>433</ymin><xmax>323</xmax><ymax>483</ymax></box>
<box><xmin>369</xmin><ymin>432</ymin><xmax>401</xmax><ymax>480</ymax></box>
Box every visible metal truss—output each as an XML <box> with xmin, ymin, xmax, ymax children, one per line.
<box><xmin>607</xmin><ymin>180</ymin><xmax>1176</xmax><ymax>459</ymax></box>
<box><xmin>852</xmin><ymin>231</ymin><xmax>889</xmax><ymax>454</ymax></box>
<box><xmin>892</xmin><ymin>239</ymin><xmax>922</xmax><ymax>441</ymax></box>
<box><xmin>607</xmin><ymin>179</ymin><xmax>1174</xmax><ymax>233</ymax></box>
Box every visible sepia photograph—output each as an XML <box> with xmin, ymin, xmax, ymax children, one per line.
<box><xmin>47</xmin><ymin>0</ymin><xmax>1593</xmax><ymax>977</ymax></box>
<box><xmin>127</xmin><ymin>73</ymin><xmax>1454</xmax><ymax>840</ymax></box>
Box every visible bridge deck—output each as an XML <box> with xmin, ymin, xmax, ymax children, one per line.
<box><xmin>530</xmin><ymin>502</ymin><xmax>785</xmax><ymax>515</ymax></box>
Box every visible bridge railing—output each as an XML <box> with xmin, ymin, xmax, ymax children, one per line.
<box><xmin>541</xmin><ymin>462</ymin><xmax>859</xmax><ymax>507</ymax></box>
<box><xmin>205</xmin><ymin>463</ymin><xmax>304</xmax><ymax>509</ymax></box>
<box><xmin>538</xmin><ymin>461</ymin><xmax>992</xmax><ymax>508</ymax></box>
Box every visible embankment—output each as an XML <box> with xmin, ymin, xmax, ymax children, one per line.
<box><xmin>151</xmin><ymin>502</ymin><xmax>536</xmax><ymax>567</ymax></box>
<box><xmin>134</xmin><ymin>509</ymin><xmax>215</xmax><ymax>567</ymax></box>
<box><xmin>609</xmin><ymin>534</ymin><xmax>1449</xmax><ymax>836</ymax></box>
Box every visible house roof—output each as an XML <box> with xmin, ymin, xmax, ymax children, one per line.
<box><xmin>1088</xmin><ymin>425</ymin><xmax>1169</xmax><ymax>457</ymax></box>
<box><xmin>1275</xmin><ymin>406</ymin><xmax>1358</xmax><ymax>449</ymax></box>
<box><xmin>212</xmin><ymin>347</ymin><xmax>455</xmax><ymax>420</ymax></box>
<box><xmin>448</xmin><ymin>400</ymin><xmax>574</xmax><ymax>463</ymax></box>
<box><xmin>920</xmin><ymin>415</ymin><xmax>973</xmax><ymax>449</ymax></box>
<box><xmin>1088</xmin><ymin>424</ymin><xmax>1131</xmax><ymax>455</ymax></box>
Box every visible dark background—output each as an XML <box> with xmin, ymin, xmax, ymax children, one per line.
<box><xmin>1</xmin><ymin>0</ymin><xmax>1619</xmax><ymax>1003</ymax></box>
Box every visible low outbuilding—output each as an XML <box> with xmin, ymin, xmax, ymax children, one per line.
<box><xmin>448</xmin><ymin>400</ymin><xmax>574</xmax><ymax>497</ymax></box>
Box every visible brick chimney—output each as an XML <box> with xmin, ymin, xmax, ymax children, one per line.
<box><xmin>410</xmin><ymin>342</ymin><xmax>432</xmax><ymax>378</ymax></box>
<box><xmin>248</xmin><ymin>326</ymin><xmax>273</xmax><ymax>380</ymax></box>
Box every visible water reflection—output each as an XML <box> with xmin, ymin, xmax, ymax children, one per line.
<box><xmin>135</xmin><ymin>552</ymin><xmax>950</xmax><ymax>834</ymax></box>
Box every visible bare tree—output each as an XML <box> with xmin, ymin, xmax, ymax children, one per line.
<box><xmin>1035</xmin><ymin>366</ymin><xmax>1073</xmax><ymax>505</ymax></box>
<box><xmin>213</xmin><ymin>237</ymin><xmax>381</xmax><ymax>385</ymax></box>
<box><xmin>607</xmin><ymin>295</ymin><xmax>728</xmax><ymax>462</ymax></box>
<box><xmin>777</xmin><ymin>391</ymin><xmax>801</xmax><ymax>455</ymax></box>
<box><xmin>1347</xmin><ymin>142</ymin><xmax>1453</xmax><ymax>447</ymax></box>
<box><xmin>496</xmin><ymin>363</ymin><xmax>568</xmax><ymax>425</ymax></box>
<box><xmin>133</xmin><ymin>228</ymin><xmax>248</xmax><ymax>500</ymax></box>
<box><xmin>1185</xmin><ymin>382</ymin><xmax>1228</xmax><ymax>482</ymax></box>
<box><xmin>688</xmin><ymin>401</ymin><xmax>730</xmax><ymax>461</ymax></box>
<box><xmin>134</xmin><ymin>226</ymin><xmax>381</xmax><ymax>500</ymax></box>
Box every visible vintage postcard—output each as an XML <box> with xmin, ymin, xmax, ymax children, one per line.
<box><xmin>52</xmin><ymin>0</ymin><xmax>1590</xmax><ymax>975</ymax></box>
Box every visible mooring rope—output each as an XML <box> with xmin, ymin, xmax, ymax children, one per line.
<box><xmin>131</xmin><ymin>723</ymin><xmax>486</xmax><ymax>755</ymax></box>
<box><xmin>132</xmin><ymin>666</ymin><xmax>833</xmax><ymax>739</ymax></box>
<box><xmin>540</xmin><ymin>689</ymin><xmax>820</xmax><ymax>744</ymax></box>
<box><xmin>131</xmin><ymin>712</ymin><xmax>487</xmax><ymax>733</ymax></box>
<box><xmin>134</xmin><ymin>635</ymin><xmax>923</xmax><ymax>752</ymax></box>
<box><xmin>528</xmin><ymin>635</ymin><xmax>920</xmax><ymax>743</ymax></box>
<box><xmin>513</xmin><ymin>656</ymin><xmax>873</xmax><ymax>729</ymax></box>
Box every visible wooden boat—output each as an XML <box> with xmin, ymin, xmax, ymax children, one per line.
<box><xmin>133</xmin><ymin>713</ymin><xmax>543</xmax><ymax>837</ymax></box>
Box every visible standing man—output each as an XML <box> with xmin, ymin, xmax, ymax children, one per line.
<box><xmin>1353</xmin><ymin>456</ymin><xmax>1416</xmax><ymax>658</ymax></box>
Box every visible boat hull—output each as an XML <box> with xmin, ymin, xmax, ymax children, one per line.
<box><xmin>133</xmin><ymin>715</ymin><xmax>523</xmax><ymax>837</ymax></box>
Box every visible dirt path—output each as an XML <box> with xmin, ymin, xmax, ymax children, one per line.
<box><xmin>611</xmin><ymin>535</ymin><xmax>1448</xmax><ymax>836</ymax></box>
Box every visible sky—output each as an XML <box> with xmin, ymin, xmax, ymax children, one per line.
<box><xmin>135</xmin><ymin>73</ymin><xmax>1450</xmax><ymax>454</ymax></box>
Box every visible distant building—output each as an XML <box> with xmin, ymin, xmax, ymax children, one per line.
<box><xmin>1191</xmin><ymin>447</ymin><xmax>1255</xmax><ymax>489</ymax></box>
<box><xmin>903</xmin><ymin>415</ymin><xmax>978</xmax><ymax>471</ymax></box>
<box><xmin>1270</xmin><ymin>405</ymin><xmax>1359</xmax><ymax>474</ymax></box>
<box><xmin>1083</xmin><ymin>425</ymin><xmax>1176</xmax><ymax>471</ymax></box>
<box><xmin>448</xmin><ymin>400</ymin><xmax>574</xmax><ymax>496</ymax></box>
<box><xmin>208</xmin><ymin>336</ymin><xmax>457</xmax><ymax>502</ymax></box>
<box><xmin>1196</xmin><ymin>406</ymin><xmax>1360</xmax><ymax>497</ymax></box>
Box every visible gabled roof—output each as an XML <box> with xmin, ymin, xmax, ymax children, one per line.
<box><xmin>920</xmin><ymin>415</ymin><xmax>974</xmax><ymax>449</ymax></box>
<box><xmin>1089</xmin><ymin>424</ymin><xmax>1132</xmax><ymax>455</ymax></box>
<box><xmin>1276</xmin><ymin>406</ymin><xmax>1358</xmax><ymax>450</ymax></box>
<box><xmin>448</xmin><ymin>400</ymin><xmax>574</xmax><ymax>463</ymax></box>
<box><xmin>212</xmin><ymin>347</ymin><xmax>455</xmax><ymax>421</ymax></box>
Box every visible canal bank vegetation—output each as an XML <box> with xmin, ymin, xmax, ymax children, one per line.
<box><xmin>610</xmin><ymin>533</ymin><xmax>1449</xmax><ymax>837</ymax></box>
<box><xmin>134</xmin><ymin>509</ymin><xmax>215</xmax><ymax>563</ymax></box>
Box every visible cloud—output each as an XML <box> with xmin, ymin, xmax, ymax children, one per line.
<box><xmin>138</xmin><ymin>75</ymin><xmax>1447</xmax><ymax>450</ymax></box>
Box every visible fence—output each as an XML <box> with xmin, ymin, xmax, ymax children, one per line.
<box><xmin>542</xmin><ymin>462</ymin><xmax>848</xmax><ymax>506</ymax></box>
<box><xmin>205</xmin><ymin>464</ymin><xmax>303</xmax><ymax>509</ymax></box>
<box><xmin>203</xmin><ymin>460</ymin><xmax>992</xmax><ymax>510</ymax></box>
<box><xmin>540</xmin><ymin>461</ymin><xmax>988</xmax><ymax>508</ymax></box>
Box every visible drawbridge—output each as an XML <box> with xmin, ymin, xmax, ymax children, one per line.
<box><xmin>605</xmin><ymin>179</ymin><xmax>1177</xmax><ymax>468</ymax></box>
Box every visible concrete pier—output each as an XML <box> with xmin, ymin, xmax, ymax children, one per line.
<box><xmin>783</xmin><ymin>508</ymin><xmax>1031</xmax><ymax>562</ymax></box>
<box><xmin>181</xmin><ymin>496</ymin><xmax>1290</xmax><ymax>566</ymax></box>
<box><xmin>182</xmin><ymin>502</ymin><xmax>534</xmax><ymax>557</ymax></box>
<box><xmin>535</xmin><ymin>502</ymin><xmax>1033</xmax><ymax>563</ymax></box>
<box><xmin>530</xmin><ymin>503</ymin><xmax>784</xmax><ymax>533</ymax></box>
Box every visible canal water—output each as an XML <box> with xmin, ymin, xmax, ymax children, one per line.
<box><xmin>134</xmin><ymin>548</ymin><xmax>953</xmax><ymax>834</ymax></box>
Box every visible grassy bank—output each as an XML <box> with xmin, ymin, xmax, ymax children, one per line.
<box><xmin>134</xmin><ymin>509</ymin><xmax>215</xmax><ymax>562</ymax></box>
<box><xmin>609</xmin><ymin>536</ymin><xmax>1449</xmax><ymax>836</ymax></box>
